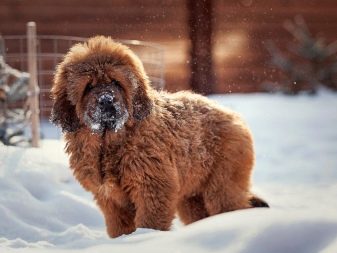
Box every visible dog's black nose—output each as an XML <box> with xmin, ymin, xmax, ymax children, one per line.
<box><xmin>98</xmin><ymin>94</ymin><xmax>114</xmax><ymax>111</ymax></box>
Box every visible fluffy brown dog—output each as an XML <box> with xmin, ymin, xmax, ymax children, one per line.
<box><xmin>51</xmin><ymin>36</ymin><xmax>268</xmax><ymax>238</ymax></box>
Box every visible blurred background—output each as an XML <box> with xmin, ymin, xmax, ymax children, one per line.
<box><xmin>0</xmin><ymin>0</ymin><xmax>337</xmax><ymax>145</ymax></box>
<box><xmin>1</xmin><ymin>2</ymin><xmax>337</xmax><ymax>250</ymax></box>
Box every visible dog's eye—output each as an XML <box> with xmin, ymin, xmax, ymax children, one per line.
<box><xmin>112</xmin><ymin>80</ymin><xmax>121</xmax><ymax>87</ymax></box>
<box><xmin>84</xmin><ymin>83</ymin><xmax>94</xmax><ymax>94</ymax></box>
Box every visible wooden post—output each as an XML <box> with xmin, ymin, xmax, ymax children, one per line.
<box><xmin>27</xmin><ymin>22</ymin><xmax>40</xmax><ymax>147</ymax></box>
<box><xmin>0</xmin><ymin>35</ymin><xmax>4</xmax><ymax>56</ymax></box>
<box><xmin>187</xmin><ymin>0</ymin><xmax>215</xmax><ymax>95</ymax></box>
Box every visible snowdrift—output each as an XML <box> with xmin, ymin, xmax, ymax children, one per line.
<box><xmin>1</xmin><ymin>91</ymin><xmax>337</xmax><ymax>252</ymax></box>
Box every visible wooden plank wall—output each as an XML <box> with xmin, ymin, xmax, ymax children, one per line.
<box><xmin>213</xmin><ymin>0</ymin><xmax>337</xmax><ymax>93</ymax></box>
<box><xmin>1</xmin><ymin>0</ymin><xmax>337</xmax><ymax>94</ymax></box>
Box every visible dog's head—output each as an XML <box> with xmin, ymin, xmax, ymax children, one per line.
<box><xmin>51</xmin><ymin>36</ymin><xmax>153</xmax><ymax>133</ymax></box>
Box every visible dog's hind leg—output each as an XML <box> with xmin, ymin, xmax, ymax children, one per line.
<box><xmin>203</xmin><ymin>178</ymin><xmax>252</xmax><ymax>215</ymax></box>
<box><xmin>177</xmin><ymin>194</ymin><xmax>209</xmax><ymax>224</ymax></box>
<box><xmin>202</xmin><ymin>174</ymin><xmax>269</xmax><ymax>215</ymax></box>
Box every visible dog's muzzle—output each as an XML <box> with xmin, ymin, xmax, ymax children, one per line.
<box><xmin>84</xmin><ymin>91</ymin><xmax>128</xmax><ymax>133</ymax></box>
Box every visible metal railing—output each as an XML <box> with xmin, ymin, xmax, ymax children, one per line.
<box><xmin>1</xmin><ymin>35</ymin><xmax>165</xmax><ymax>116</ymax></box>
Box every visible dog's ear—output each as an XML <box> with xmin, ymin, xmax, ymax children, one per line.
<box><xmin>50</xmin><ymin>92</ymin><xmax>80</xmax><ymax>133</ymax></box>
<box><xmin>132</xmin><ymin>84</ymin><xmax>153</xmax><ymax>121</ymax></box>
<box><xmin>50</xmin><ymin>66</ymin><xmax>80</xmax><ymax>133</ymax></box>
<box><xmin>120</xmin><ymin>54</ymin><xmax>154</xmax><ymax>121</ymax></box>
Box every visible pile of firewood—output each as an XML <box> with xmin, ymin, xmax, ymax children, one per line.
<box><xmin>0</xmin><ymin>55</ymin><xmax>30</xmax><ymax>146</ymax></box>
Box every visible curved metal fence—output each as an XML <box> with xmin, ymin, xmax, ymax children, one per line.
<box><xmin>1</xmin><ymin>35</ymin><xmax>165</xmax><ymax>117</ymax></box>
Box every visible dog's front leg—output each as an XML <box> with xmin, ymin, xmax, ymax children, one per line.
<box><xmin>127</xmin><ymin>175</ymin><xmax>178</xmax><ymax>231</ymax></box>
<box><xmin>95</xmin><ymin>184</ymin><xmax>136</xmax><ymax>238</ymax></box>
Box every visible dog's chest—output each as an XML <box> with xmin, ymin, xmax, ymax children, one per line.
<box><xmin>69</xmin><ymin>134</ymin><xmax>122</xmax><ymax>184</ymax></box>
<box><xmin>96</xmin><ymin>144</ymin><xmax>126</xmax><ymax>202</ymax></box>
<box><xmin>99</xmin><ymin>142</ymin><xmax>124</xmax><ymax>183</ymax></box>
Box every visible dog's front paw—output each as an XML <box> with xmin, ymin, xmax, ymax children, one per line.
<box><xmin>107</xmin><ymin>224</ymin><xmax>136</xmax><ymax>238</ymax></box>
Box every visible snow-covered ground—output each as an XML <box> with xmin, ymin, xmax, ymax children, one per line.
<box><xmin>1</xmin><ymin>90</ymin><xmax>337</xmax><ymax>253</ymax></box>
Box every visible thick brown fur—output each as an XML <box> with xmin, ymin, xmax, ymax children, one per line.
<box><xmin>51</xmin><ymin>36</ymin><xmax>268</xmax><ymax>238</ymax></box>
